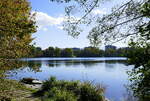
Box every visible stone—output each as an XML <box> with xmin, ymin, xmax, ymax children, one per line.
<box><xmin>21</xmin><ymin>78</ymin><xmax>42</xmax><ymax>84</ymax></box>
<box><xmin>32</xmin><ymin>80</ymin><xmax>43</xmax><ymax>84</ymax></box>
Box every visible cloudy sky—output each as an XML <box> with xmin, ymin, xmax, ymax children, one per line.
<box><xmin>29</xmin><ymin>0</ymin><xmax>129</xmax><ymax>49</ymax></box>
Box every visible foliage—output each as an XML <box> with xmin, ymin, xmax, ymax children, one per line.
<box><xmin>30</xmin><ymin>46</ymin><xmax>43</xmax><ymax>57</ymax></box>
<box><xmin>89</xmin><ymin>0</ymin><xmax>150</xmax><ymax>100</ymax></box>
<box><xmin>0</xmin><ymin>0</ymin><xmax>37</xmax><ymax>99</ymax></box>
<box><xmin>54</xmin><ymin>47</ymin><xmax>61</xmax><ymax>57</ymax></box>
<box><xmin>127</xmin><ymin>42</ymin><xmax>150</xmax><ymax>101</ymax></box>
<box><xmin>127</xmin><ymin>1</ymin><xmax>150</xmax><ymax>100</ymax></box>
<box><xmin>80</xmin><ymin>47</ymin><xmax>100</xmax><ymax>57</ymax></box>
<box><xmin>0</xmin><ymin>0</ymin><xmax>36</xmax><ymax>59</ymax></box>
<box><xmin>43</xmin><ymin>47</ymin><xmax>55</xmax><ymax>57</ymax></box>
<box><xmin>35</xmin><ymin>76</ymin><xmax>105</xmax><ymax>101</ymax></box>
<box><xmin>30</xmin><ymin>46</ymin><xmax>130</xmax><ymax>57</ymax></box>
<box><xmin>61</xmin><ymin>48</ymin><xmax>74</xmax><ymax>57</ymax></box>
<box><xmin>42</xmin><ymin>88</ymin><xmax>77</xmax><ymax>101</ymax></box>
<box><xmin>127</xmin><ymin>12</ymin><xmax>150</xmax><ymax>101</ymax></box>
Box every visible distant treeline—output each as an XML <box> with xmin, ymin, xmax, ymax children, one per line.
<box><xmin>29</xmin><ymin>45</ymin><xmax>131</xmax><ymax>57</ymax></box>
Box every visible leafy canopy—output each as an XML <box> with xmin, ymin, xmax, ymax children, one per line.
<box><xmin>0</xmin><ymin>0</ymin><xmax>36</xmax><ymax>59</ymax></box>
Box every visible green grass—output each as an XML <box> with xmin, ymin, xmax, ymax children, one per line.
<box><xmin>0</xmin><ymin>77</ymin><xmax>106</xmax><ymax>101</ymax></box>
<box><xmin>35</xmin><ymin>77</ymin><xmax>105</xmax><ymax>101</ymax></box>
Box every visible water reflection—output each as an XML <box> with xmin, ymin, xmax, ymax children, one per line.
<box><xmin>6</xmin><ymin>58</ymin><xmax>130</xmax><ymax>79</ymax></box>
<box><xmin>0</xmin><ymin>60</ymin><xmax>27</xmax><ymax>78</ymax></box>
<box><xmin>26</xmin><ymin>61</ymin><xmax>42</xmax><ymax>72</ymax></box>
<box><xmin>5</xmin><ymin>57</ymin><xmax>132</xmax><ymax>101</ymax></box>
<box><xmin>122</xmin><ymin>86</ymin><xmax>138</xmax><ymax>101</ymax></box>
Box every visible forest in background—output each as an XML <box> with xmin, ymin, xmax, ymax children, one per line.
<box><xmin>29</xmin><ymin>45</ymin><xmax>131</xmax><ymax>57</ymax></box>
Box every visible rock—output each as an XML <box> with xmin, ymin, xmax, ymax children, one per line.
<box><xmin>21</xmin><ymin>78</ymin><xmax>35</xmax><ymax>84</ymax></box>
<box><xmin>32</xmin><ymin>80</ymin><xmax>43</xmax><ymax>84</ymax></box>
<box><xmin>21</xmin><ymin>78</ymin><xmax>42</xmax><ymax>84</ymax></box>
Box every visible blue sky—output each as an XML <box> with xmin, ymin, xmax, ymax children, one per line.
<box><xmin>29</xmin><ymin>0</ymin><xmax>129</xmax><ymax>49</ymax></box>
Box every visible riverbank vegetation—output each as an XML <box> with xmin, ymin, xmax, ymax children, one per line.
<box><xmin>0</xmin><ymin>79</ymin><xmax>39</xmax><ymax>101</ymax></box>
<box><xmin>35</xmin><ymin>77</ymin><xmax>105</xmax><ymax>101</ymax></box>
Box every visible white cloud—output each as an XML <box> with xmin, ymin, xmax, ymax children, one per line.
<box><xmin>32</xmin><ymin>11</ymin><xmax>65</xmax><ymax>31</ymax></box>
<box><xmin>32</xmin><ymin>11</ymin><xmax>103</xmax><ymax>31</ymax></box>
<box><xmin>92</xmin><ymin>9</ymin><xmax>107</xmax><ymax>15</ymax></box>
<box><xmin>42</xmin><ymin>28</ymin><xmax>48</xmax><ymax>31</ymax></box>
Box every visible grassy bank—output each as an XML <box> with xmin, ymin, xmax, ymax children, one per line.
<box><xmin>0</xmin><ymin>79</ymin><xmax>39</xmax><ymax>101</ymax></box>
<box><xmin>0</xmin><ymin>77</ymin><xmax>106</xmax><ymax>101</ymax></box>
<box><xmin>35</xmin><ymin>77</ymin><xmax>106</xmax><ymax>101</ymax></box>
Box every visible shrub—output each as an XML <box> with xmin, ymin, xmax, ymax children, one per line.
<box><xmin>42</xmin><ymin>87</ymin><xmax>77</xmax><ymax>101</ymax></box>
<box><xmin>36</xmin><ymin>77</ymin><xmax>105</xmax><ymax>101</ymax></box>
<box><xmin>79</xmin><ymin>82</ymin><xmax>104</xmax><ymax>101</ymax></box>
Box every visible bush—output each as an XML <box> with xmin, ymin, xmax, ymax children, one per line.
<box><xmin>42</xmin><ymin>87</ymin><xmax>77</xmax><ymax>101</ymax></box>
<box><xmin>36</xmin><ymin>77</ymin><xmax>105</xmax><ymax>101</ymax></box>
<box><xmin>79</xmin><ymin>82</ymin><xmax>104</xmax><ymax>101</ymax></box>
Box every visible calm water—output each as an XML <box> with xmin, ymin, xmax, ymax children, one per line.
<box><xmin>7</xmin><ymin>57</ymin><xmax>133</xmax><ymax>101</ymax></box>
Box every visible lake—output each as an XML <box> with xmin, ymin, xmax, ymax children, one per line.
<box><xmin>7</xmin><ymin>57</ymin><xmax>133</xmax><ymax>101</ymax></box>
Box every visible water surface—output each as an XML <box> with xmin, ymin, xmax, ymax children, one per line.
<box><xmin>8</xmin><ymin>57</ymin><xmax>133</xmax><ymax>101</ymax></box>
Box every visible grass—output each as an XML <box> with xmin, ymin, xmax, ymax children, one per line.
<box><xmin>35</xmin><ymin>77</ymin><xmax>106</xmax><ymax>101</ymax></box>
<box><xmin>0</xmin><ymin>76</ymin><xmax>106</xmax><ymax>101</ymax></box>
<box><xmin>0</xmin><ymin>79</ymin><xmax>39</xmax><ymax>101</ymax></box>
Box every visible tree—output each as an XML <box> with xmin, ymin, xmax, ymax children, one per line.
<box><xmin>43</xmin><ymin>47</ymin><xmax>55</xmax><ymax>57</ymax></box>
<box><xmin>88</xmin><ymin>0</ymin><xmax>149</xmax><ymax>45</ymax></box>
<box><xmin>50</xmin><ymin>0</ymin><xmax>149</xmax><ymax>46</ymax></box>
<box><xmin>105</xmin><ymin>48</ymin><xmax>116</xmax><ymax>57</ymax></box>
<box><xmin>0</xmin><ymin>0</ymin><xmax>36</xmax><ymax>59</ymax></box>
<box><xmin>30</xmin><ymin>46</ymin><xmax>43</xmax><ymax>57</ymax></box>
<box><xmin>50</xmin><ymin>0</ymin><xmax>102</xmax><ymax>42</ymax></box>
<box><xmin>80</xmin><ymin>47</ymin><xmax>101</xmax><ymax>57</ymax></box>
<box><xmin>61</xmin><ymin>48</ymin><xmax>73</xmax><ymax>57</ymax></box>
<box><xmin>103</xmin><ymin>1</ymin><xmax>150</xmax><ymax>100</ymax></box>
<box><xmin>90</xmin><ymin>1</ymin><xmax>149</xmax><ymax>100</ymax></box>
<box><xmin>0</xmin><ymin>0</ymin><xmax>37</xmax><ymax>100</ymax></box>
<box><xmin>91</xmin><ymin>0</ymin><xmax>150</xmax><ymax>100</ymax></box>
<box><xmin>54</xmin><ymin>47</ymin><xmax>61</xmax><ymax>57</ymax></box>
<box><xmin>117</xmin><ymin>47</ymin><xmax>130</xmax><ymax>57</ymax></box>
